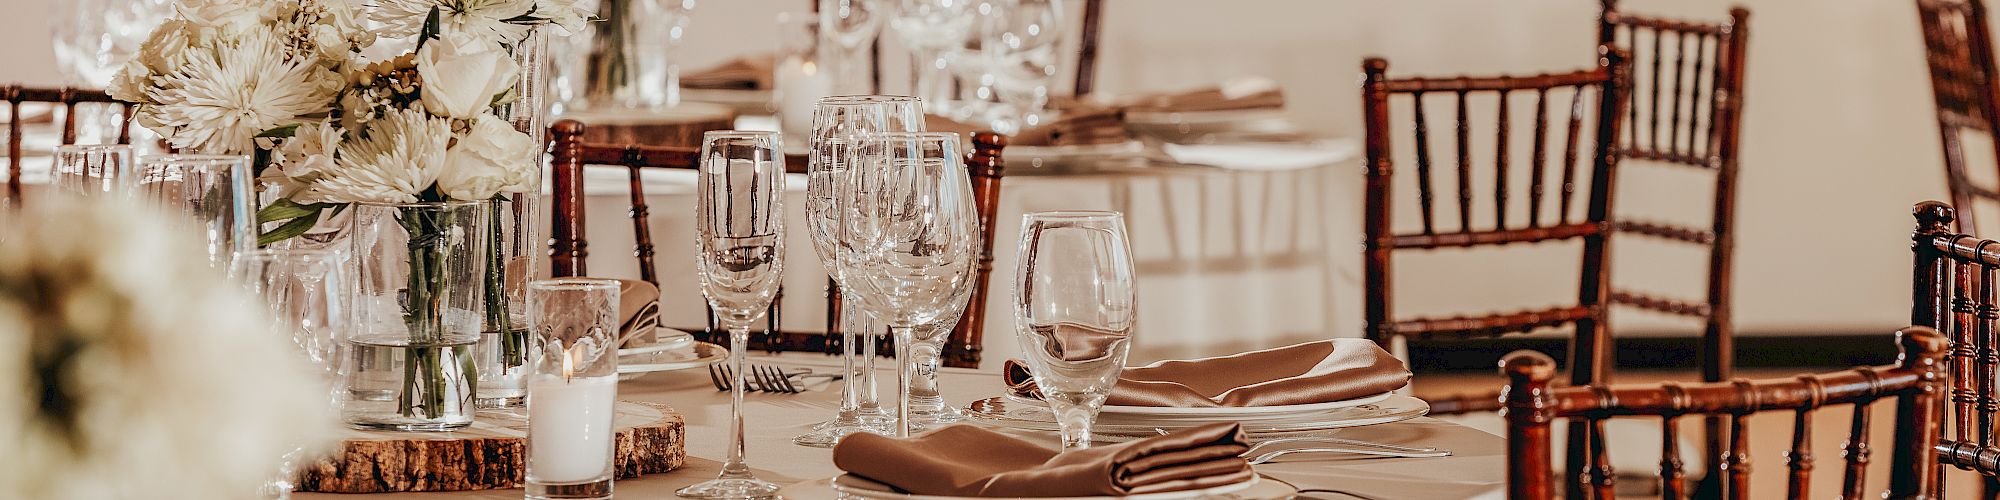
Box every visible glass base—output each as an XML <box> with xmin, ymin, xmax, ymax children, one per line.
<box><xmin>528</xmin><ymin>477</ymin><xmax>612</xmax><ymax>499</ymax></box>
<box><xmin>794</xmin><ymin>420</ymin><xmax>884</xmax><ymax>448</ymax></box>
<box><xmin>908</xmin><ymin>404</ymin><xmax>964</xmax><ymax>432</ymax></box>
<box><xmin>475</xmin><ymin>395</ymin><xmax>525</xmax><ymax>409</ymax></box>
<box><xmin>675</xmin><ymin>477</ymin><xmax>781</xmax><ymax>499</ymax></box>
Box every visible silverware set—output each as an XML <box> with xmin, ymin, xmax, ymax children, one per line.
<box><xmin>707</xmin><ymin>364</ymin><xmax>843</xmax><ymax>394</ymax></box>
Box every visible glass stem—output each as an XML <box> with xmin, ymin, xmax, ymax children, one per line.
<box><xmin>859</xmin><ymin>319</ymin><xmax>881</xmax><ymax>415</ymax></box>
<box><xmin>1050</xmin><ymin>400</ymin><xmax>1096</xmax><ymax>450</ymax></box>
<box><xmin>907</xmin><ymin>335</ymin><xmax>944</xmax><ymax>414</ymax></box>
<box><xmin>836</xmin><ymin>291</ymin><xmax>861</xmax><ymax>424</ymax></box>
<box><xmin>720</xmin><ymin>324</ymin><xmax>753</xmax><ymax>479</ymax></box>
<box><xmin>891</xmin><ymin>325</ymin><xmax>916</xmax><ymax>438</ymax></box>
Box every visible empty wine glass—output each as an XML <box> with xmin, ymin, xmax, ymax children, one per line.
<box><xmin>53</xmin><ymin>144</ymin><xmax>134</xmax><ymax>195</ymax></box>
<box><xmin>1013</xmin><ymin>211</ymin><xmax>1135</xmax><ymax>450</ymax></box>
<box><xmin>136</xmin><ymin>154</ymin><xmax>256</xmax><ymax>268</ymax></box>
<box><xmin>946</xmin><ymin>0</ymin><xmax>1004</xmax><ymax>126</ymax></box>
<box><xmin>837</xmin><ymin>131</ymin><xmax>979</xmax><ymax>438</ymax></box>
<box><xmin>51</xmin><ymin>0</ymin><xmax>169</xmax><ymax>143</ymax></box>
<box><xmin>889</xmin><ymin>0</ymin><xmax>978</xmax><ymax>114</ymax></box>
<box><xmin>230</xmin><ymin>248</ymin><xmax>350</xmax><ymax>499</ymax></box>
<box><xmin>677</xmin><ymin>131</ymin><xmax>787</xmax><ymax>499</ymax></box>
<box><xmin>796</xmin><ymin>95</ymin><xmax>925</xmax><ymax>447</ymax></box>
<box><xmin>987</xmin><ymin>0</ymin><xmax>1066</xmax><ymax>128</ymax></box>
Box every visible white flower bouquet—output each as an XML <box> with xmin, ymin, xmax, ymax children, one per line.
<box><xmin>109</xmin><ymin>0</ymin><xmax>592</xmax><ymax>421</ymax></box>
<box><xmin>0</xmin><ymin>197</ymin><xmax>336</xmax><ymax>499</ymax></box>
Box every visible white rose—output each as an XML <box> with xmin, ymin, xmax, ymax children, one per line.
<box><xmin>105</xmin><ymin>60</ymin><xmax>153</xmax><ymax>104</ymax></box>
<box><xmin>415</xmin><ymin>32</ymin><xmax>520</xmax><ymax>120</ymax></box>
<box><xmin>175</xmin><ymin>0</ymin><xmax>267</xmax><ymax>34</ymax></box>
<box><xmin>535</xmin><ymin>0</ymin><xmax>595</xmax><ymax>35</ymax></box>
<box><xmin>437</xmin><ymin>115</ymin><xmax>540</xmax><ymax>201</ymax></box>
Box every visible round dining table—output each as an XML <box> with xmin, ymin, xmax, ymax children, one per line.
<box><xmin>295</xmin><ymin>352</ymin><xmax>1506</xmax><ymax>500</ymax></box>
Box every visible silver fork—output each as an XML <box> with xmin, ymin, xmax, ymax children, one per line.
<box><xmin>708</xmin><ymin>364</ymin><xmax>765</xmax><ymax>392</ymax></box>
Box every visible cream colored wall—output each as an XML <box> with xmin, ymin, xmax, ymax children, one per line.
<box><xmin>1</xmin><ymin>0</ymin><xmax>1948</xmax><ymax>338</ymax></box>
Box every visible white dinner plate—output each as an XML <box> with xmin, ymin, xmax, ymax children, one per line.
<box><xmin>772</xmin><ymin>473</ymin><xmax>1293</xmax><ymax>500</ymax></box>
<box><xmin>1001</xmin><ymin>391</ymin><xmax>1392</xmax><ymax>421</ymax></box>
<box><xmin>965</xmin><ymin>395</ymin><xmax>1429</xmax><ymax>437</ymax></box>
<box><xmin>616</xmin><ymin>331</ymin><xmax>726</xmax><ymax>381</ymax></box>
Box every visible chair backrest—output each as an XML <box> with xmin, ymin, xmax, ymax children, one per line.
<box><xmin>1598</xmin><ymin>1</ymin><xmax>1750</xmax><ymax>385</ymax></box>
<box><xmin>1501</xmin><ymin>327</ymin><xmax>1948</xmax><ymax>500</ymax></box>
<box><xmin>1360</xmin><ymin>47</ymin><xmax>1630</xmax><ymax>388</ymax></box>
<box><xmin>1910</xmin><ymin>201</ymin><xmax>2000</xmax><ymax>489</ymax></box>
<box><xmin>547</xmin><ymin>119</ymin><xmax>1008</xmax><ymax>366</ymax></box>
<box><xmin>1916</xmin><ymin>0</ymin><xmax>2000</xmax><ymax>233</ymax></box>
<box><xmin>4</xmin><ymin>85</ymin><xmax>133</xmax><ymax>206</ymax></box>
<box><xmin>1072</xmin><ymin>0</ymin><xmax>1104</xmax><ymax>97</ymax></box>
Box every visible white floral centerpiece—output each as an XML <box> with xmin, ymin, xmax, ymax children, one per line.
<box><xmin>0</xmin><ymin>197</ymin><xmax>336</xmax><ymax>499</ymax></box>
<box><xmin>107</xmin><ymin>0</ymin><xmax>591</xmax><ymax>424</ymax></box>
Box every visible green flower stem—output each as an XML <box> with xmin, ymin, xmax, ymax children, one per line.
<box><xmin>396</xmin><ymin>206</ymin><xmax>456</xmax><ymax>420</ymax></box>
<box><xmin>484</xmin><ymin>199</ymin><xmax>522</xmax><ymax>368</ymax></box>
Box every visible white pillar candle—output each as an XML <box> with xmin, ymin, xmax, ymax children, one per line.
<box><xmin>777</xmin><ymin>54</ymin><xmax>835</xmax><ymax>139</ymax></box>
<box><xmin>527</xmin><ymin>374</ymin><xmax>618</xmax><ymax>483</ymax></box>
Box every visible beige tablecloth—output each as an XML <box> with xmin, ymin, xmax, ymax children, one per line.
<box><xmin>296</xmin><ymin>353</ymin><xmax>1503</xmax><ymax>500</ymax></box>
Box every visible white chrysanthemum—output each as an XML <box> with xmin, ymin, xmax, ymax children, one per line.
<box><xmin>143</xmin><ymin>29</ymin><xmax>341</xmax><ymax>154</ymax></box>
<box><xmin>262</xmin><ymin>120</ymin><xmax>345</xmax><ymax>203</ymax></box>
<box><xmin>311</xmin><ymin>108</ymin><xmax>452</xmax><ymax>203</ymax></box>
<box><xmin>372</xmin><ymin>0</ymin><xmax>538</xmax><ymax>45</ymax></box>
<box><xmin>0</xmin><ymin>196</ymin><xmax>336</xmax><ymax>500</ymax></box>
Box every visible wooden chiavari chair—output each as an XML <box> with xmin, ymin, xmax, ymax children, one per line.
<box><xmin>1501</xmin><ymin>327</ymin><xmax>1948</xmax><ymax>499</ymax></box>
<box><xmin>1916</xmin><ymin>0</ymin><xmax>2000</xmax><ymax>233</ymax></box>
<box><xmin>1598</xmin><ymin>3</ymin><xmax>1752</xmax><ymax>494</ymax></box>
<box><xmin>1910</xmin><ymin>201</ymin><xmax>2000</xmax><ymax>496</ymax></box>
<box><xmin>548</xmin><ymin>119</ymin><xmax>1008</xmax><ymax>367</ymax></box>
<box><xmin>1362</xmin><ymin>46</ymin><xmax>1629</xmax><ymax>495</ymax></box>
<box><xmin>3</xmin><ymin>85</ymin><xmax>133</xmax><ymax>206</ymax></box>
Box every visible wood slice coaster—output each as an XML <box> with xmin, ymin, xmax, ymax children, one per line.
<box><xmin>296</xmin><ymin>401</ymin><xmax>685</xmax><ymax>493</ymax></box>
<box><xmin>565</xmin><ymin>102</ymin><xmax>738</xmax><ymax>148</ymax></box>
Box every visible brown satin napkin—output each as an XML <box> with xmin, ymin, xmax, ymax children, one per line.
<box><xmin>1005</xmin><ymin>339</ymin><xmax>1410</xmax><ymax>408</ymax></box>
<box><xmin>832</xmin><ymin>423</ymin><xmax>1254</xmax><ymax>497</ymax></box>
<box><xmin>614</xmin><ymin>279</ymin><xmax>661</xmax><ymax>348</ymax></box>
<box><xmin>681</xmin><ymin>54</ymin><xmax>775</xmax><ymax>91</ymax></box>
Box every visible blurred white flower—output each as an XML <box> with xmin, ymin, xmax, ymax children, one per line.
<box><xmin>0</xmin><ymin>196</ymin><xmax>336</xmax><ymax>500</ymax></box>
<box><xmin>173</xmin><ymin>0</ymin><xmax>270</xmax><ymax>35</ymax></box>
<box><xmin>533</xmin><ymin>0</ymin><xmax>594</xmax><ymax>35</ymax></box>
<box><xmin>373</xmin><ymin>0</ymin><xmax>538</xmax><ymax>44</ymax></box>
<box><xmin>312</xmin><ymin>108</ymin><xmax>453</xmax><ymax>203</ymax></box>
<box><xmin>415</xmin><ymin>32</ymin><xmax>520</xmax><ymax>120</ymax></box>
<box><xmin>142</xmin><ymin>29</ymin><xmax>341</xmax><ymax>154</ymax></box>
<box><xmin>438</xmin><ymin>115</ymin><xmax>539</xmax><ymax>200</ymax></box>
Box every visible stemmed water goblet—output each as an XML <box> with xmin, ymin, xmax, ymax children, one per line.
<box><xmin>795</xmin><ymin>95</ymin><xmax>926</xmax><ymax>447</ymax></box>
<box><xmin>820</xmin><ymin>0</ymin><xmax>884</xmax><ymax>94</ymax></box>
<box><xmin>836</xmin><ymin>131</ymin><xmax>980</xmax><ymax>438</ymax></box>
<box><xmin>677</xmin><ymin>131</ymin><xmax>787</xmax><ymax>499</ymax></box>
<box><xmin>1013</xmin><ymin>211</ymin><xmax>1135</xmax><ymax>450</ymax></box>
<box><xmin>987</xmin><ymin>0</ymin><xmax>1066</xmax><ymax>128</ymax></box>
<box><xmin>889</xmin><ymin>0</ymin><xmax>978</xmax><ymax>114</ymax></box>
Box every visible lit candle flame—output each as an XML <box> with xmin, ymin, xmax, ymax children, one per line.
<box><xmin>562</xmin><ymin>344</ymin><xmax>575</xmax><ymax>383</ymax></box>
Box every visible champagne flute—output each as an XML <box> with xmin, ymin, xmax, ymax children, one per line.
<box><xmin>1013</xmin><ymin>211</ymin><xmax>1135</xmax><ymax>450</ymax></box>
<box><xmin>797</xmin><ymin>95</ymin><xmax>925</xmax><ymax>447</ymax></box>
<box><xmin>677</xmin><ymin>131</ymin><xmax>787</xmax><ymax>499</ymax></box>
<box><xmin>837</xmin><ymin>131</ymin><xmax>979</xmax><ymax>438</ymax></box>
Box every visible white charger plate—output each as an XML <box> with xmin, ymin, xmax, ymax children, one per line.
<box><xmin>616</xmin><ymin>329</ymin><xmax>725</xmax><ymax>380</ymax></box>
<box><xmin>771</xmin><ymin>473</ymin><xmax>1292</xmax><ymax>500</ymax></box>
<box><xmin>966</xmin><ymin>395</ymin><xmax>1428</xmax><ymax>437</ymax></box>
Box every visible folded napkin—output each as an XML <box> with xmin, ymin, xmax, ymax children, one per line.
<box><xmin>832</xmin><ymin>423</ymin><xmax>1254</xmax><ymax>497</ymax></box>
<box><xmin>681</xmin><ymin>54</ymin><xmax>775</xmax><ymax>91</ymax></box>
<box><xmin>1005</xmin><ymin>339</ymin><xmax>1410</xmax><ymax>408</ymax></box>
<box><xmin>615</xmin><ymin>279</ymin><xmax>661</xmax><ymax>348</ymax></box>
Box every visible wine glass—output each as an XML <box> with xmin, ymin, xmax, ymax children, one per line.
<box><xmin>1013</xmin><ymin>211</ymin><xmax>1135</xmax><ymax>450</ymax></box>
<box><xmin>230</xmin><ymin>248</ymin><xmax>350</xmax><ymax>499</ymax></box>
<box><xmin>796</xmin><ymin>95</ymin><xmax>925</xmax><ymax>447</ymax></box>
<box><xmin>136</xmin><ymin>154</ymin><xmax>256</xmax><ymax>268</ymax></box>
<box><xmin>52</xmin><ymin>144</ymin><xmax>134</xmax><ymax>195</ymax></box>
<box><xmin>837</xmin><ymin>131</ymin><xmax>979</xmax><ymax>438</ymax></box>
<box><xmin>820</xmin><ymin>0</ymin><xmax>884</xmax><ymax>94</ymax></box>
<box><xmin>677</xmin><ymin>131</ymin><xmax>787</xmax><ymax>499</ymax></box>
<box><xmin>889</xmin><ymin>0</ymin><xmax>978</xmax><ymax>114</ymax></box>
<box><xmin>51</xmin><ymin>0</ymin><xmax>170</xmax><ymax>143</ymax></box>
<box><xmin>987</xmin><ymin>0</ymin><xmax>1066</xmax><ymax>128</ymax></box>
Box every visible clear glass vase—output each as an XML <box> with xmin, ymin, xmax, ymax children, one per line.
<box><xmin>477</xmin><ymin>28</ymin><xmax>551</xmax><ymax>410</ymax></box>
<box><xmin>340</xmin><ymin>201</ymin><xmax>490</xmax><ymax>431</ymax></box>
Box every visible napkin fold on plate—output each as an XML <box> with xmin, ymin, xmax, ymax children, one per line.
<box><xmin>1004</xmin><ymin>339</ymin><xmax>1411</xmax><ymax>408</ymax></box>
<box><xmin>681</xmin><ymin>54</ymin><xmax>775</xmax><ymax>91</ymax></box>
<box><xmin>832</xmin><ymin>422</ymin><xmax>1254</xmax><ymax>497</ymax></box>
<box><xmin>614</xmin><ymin>278</ymin><xmax>661</xmax><ymax>348</ymax></box>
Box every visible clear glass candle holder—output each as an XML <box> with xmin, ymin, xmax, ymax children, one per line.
<box><xmin>134</xmin><ymin>154</ymin><xmax>255</xmax><ymax>268</ymax></box>
<box><xmin>53</xmin><ymin>144</ymin><xmax>134</xmax><ymax>195</ymax></box>
<box><xmin>526</xmin><ymin>278</ymin><xmax>622</xmax><ymax>500</ymax></box>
